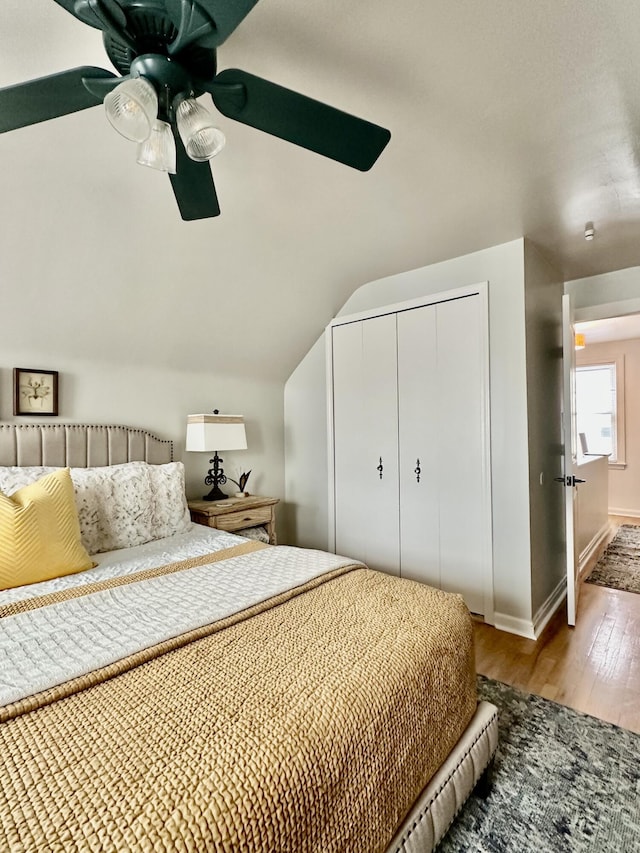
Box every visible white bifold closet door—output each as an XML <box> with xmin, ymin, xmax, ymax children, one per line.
<box><xmin>397</xmin><ymin>296</ymin><xmax>485</xmax><ymax>614</ymax></box>
<box><xmin>332</xmin><ymin>313</ymin><xmax>400</xmax><ymax>574</ymax></box>
<box><xmin>331</xmin><ymin>290</ymin><xmax>489</xmax><ymax>615</ymax></box>
<box><xmin>396</xmin><ymin>305</ymin><xmax>439</xmax><ymax>587</ymax></box>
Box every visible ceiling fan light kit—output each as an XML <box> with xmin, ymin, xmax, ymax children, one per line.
<box><xmin>175</xmin><ymin>96</ymin><xmax>226</xmax><ymax>161</ymax></box>
<box><xmin>136</xmin><ymin>117</ymin><xmax>176</xmax><ymax>173</ymax></box>
<box><xmin>0</xmin><ymin>0</ymin><xmax>392</xmax><ymax>220</ymax></box>
<box><xmin>104</xmin><ymin>75</ymin><xmax>158</xmax><ymax>141</ymax></box>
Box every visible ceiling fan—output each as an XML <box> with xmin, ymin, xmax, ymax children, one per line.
<box><xmin>0</xmin><ymin>0</ymin><xmax>391</xmax><ymax>220</ymax></box>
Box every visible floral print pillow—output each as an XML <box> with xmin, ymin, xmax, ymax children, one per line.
<box><xmin>146</xmin><ymin>462</ymin><xmax>192</xmax><ymax>541</ymax></box>
<box><xmin>71</xmin><ymin>463</ymin><xmax>154</xmax><ymax>553</ymax></box>
<box><xmin>0</xmin><ymin>466</ymin><xmax>56</xmax><ymax>494</ymax></box>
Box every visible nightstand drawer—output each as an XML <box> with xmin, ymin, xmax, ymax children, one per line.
<box><xmin>214</xmin><ymin>506</ymin><xmax>274</xmax><ymax>532</ymax></box>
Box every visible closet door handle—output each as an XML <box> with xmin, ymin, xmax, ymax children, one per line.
<box><xmin>377</xmin><ymin>457</ymin><xmax>384</xmax><ymax>479</ymax></box>
<box><xmin>415</xmin><ymin>459</ymin><xmax>421</xmax><ymax>483</ymax></box>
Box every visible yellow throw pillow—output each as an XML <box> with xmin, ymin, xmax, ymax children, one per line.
<box><xmin>0</xmin><ymin>468</ymin><xmax>95</xmax><ymax>591</ymax></box>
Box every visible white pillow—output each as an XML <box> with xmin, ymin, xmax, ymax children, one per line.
<box><xmin>0</xmin><ymin>461</ymin><xmax>191</xmax><ymax>554</ymax></box>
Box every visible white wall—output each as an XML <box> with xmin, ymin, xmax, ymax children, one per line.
<box><xmin>575</xmin><ymin>455</ymin><xmax>609</xmax><ymax>566</ymax></box>
<box><xmin>523</xmin><ymin>242</ymin><xmax>566</xmax><ymax>624</ymax></box>
<box><xmin>285</xmin><ymin>238</ymin><xmax>540</xmax><ymax>629</ymax></box>
<box><xmin>0</xmin><ymin>351</ymin><xmax>285</xmax><ymax>512</ymax></box>
<box><xmin>567</xmin><ymin>266</ymin><xmax>640</xmax><ymax>317</ymax></box>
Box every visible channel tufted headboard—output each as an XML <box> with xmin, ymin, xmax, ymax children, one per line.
<box><xmin>0</xmin><ymin>424</ymin><xmax>173</xmax><ymax>467</ymax></box>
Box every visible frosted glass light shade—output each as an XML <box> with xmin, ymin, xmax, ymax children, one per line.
<box><xmin>186</xmin><ymin>414</ymin><xmax>247</xmax><ymax>451</ymax></box>
<box><xmin>136</xmin><ymin>120</ymin><xmax>176</xmax><ymax>173</ymax></box>
<box><xmin>105</xmin><ymin>77</ymin><xmax>158</xmax><ymax>142</ymax></box>
<box><xmin>175</xmin><ymin>97</ymin><xmax>225</xmax><ymax>161</ymax></box>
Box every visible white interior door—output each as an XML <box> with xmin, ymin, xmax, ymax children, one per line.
<box><xmin>562</xmin><ymin>292</ymin><xmax>579</xmax><ymax>626</ymax></box>
<box><xmin>397</xmin><ymin>305</ymin><xmax>440</xmax><ymax>586</ymax></box>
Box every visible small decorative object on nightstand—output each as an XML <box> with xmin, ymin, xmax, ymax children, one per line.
<box><xmin>186</xmin><ymin>411</ymin><xmax>247</xmax><ymax>501</ymax></box>
<box><xmin>188</xmin><ymin>495</ymin><xmax>279</xmax><ymax>545</ymax></box>
<box><xmin>228</xmin><ymin>470</ymin><xmax>251</xmax><ymax>497</ymax></box>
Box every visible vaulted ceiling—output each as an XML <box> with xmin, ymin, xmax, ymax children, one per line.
<box><xmin>2</xmin><ymin>0</ymin><xmax>640</xmax><ymax>381</ymax></box>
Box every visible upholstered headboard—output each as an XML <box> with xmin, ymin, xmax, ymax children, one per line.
<box><xmin>0</xmin><ymin>424</ymin><xmax>173</xmax><ymax>467</ymax></box>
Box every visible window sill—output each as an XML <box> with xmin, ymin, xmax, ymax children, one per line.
<box><xmin>609</xmin><ymin>461</ymin><xmax>626</xmax><ymax>470</ymax></box>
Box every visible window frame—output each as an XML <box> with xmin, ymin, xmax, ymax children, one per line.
<box><xmin>575</xmin><ymin>355</ymin><xmax>626</xmax><ymax>469</ymax></box>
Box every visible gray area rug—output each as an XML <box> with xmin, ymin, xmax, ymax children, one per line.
<box><xmin>586</xmin><ymin>523</ymin><xmax>640</xmax><ymax>594</ymax></box>
<box><xmin>438</xmin><ymin>676</ymin><xmax>640</xmax><ymax>852</ymax></box>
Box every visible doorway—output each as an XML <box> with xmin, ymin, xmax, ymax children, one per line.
<box><xmin>571</xmin><ymin>311</ymin><xmax>640</xmax><ymax>601</ymax></box>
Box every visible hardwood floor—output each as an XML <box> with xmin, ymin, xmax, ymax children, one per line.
<box><xmin>474</xmin><ymin>516</ymin><xmax>640</xmax><ymax>734</ymax></box>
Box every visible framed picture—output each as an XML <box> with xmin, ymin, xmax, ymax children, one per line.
<box><xmin>13</xmin><ymin>368</ymin><xmax>59</xmax><ymax>416</ymax></box>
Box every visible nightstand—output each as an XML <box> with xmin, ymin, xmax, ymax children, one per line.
<box><xmin>188</xmin><ymin>495</ymin><xmax>279</xmax><ymax>544</ymax></box>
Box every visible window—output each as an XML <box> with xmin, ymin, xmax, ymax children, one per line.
<box><xmin>575</xmin><ymin>359</ymin><xmax>625</xmax><ymax>466</ymax></box>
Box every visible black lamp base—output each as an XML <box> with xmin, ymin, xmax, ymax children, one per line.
<box><xmin>202</xmin><ymin>451</ymin><xmax>229</xmax><ymax>501</ymax></box>
<box><xmin>202</xmin><ymin>484</ymin><xmax>229</xmax><ymax>501</ymax></box>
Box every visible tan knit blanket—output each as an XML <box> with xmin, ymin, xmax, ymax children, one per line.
<box><xmin>0</xmin><ymin>565</ymin><xmax>476</xmax><ymax>853</ymax></box>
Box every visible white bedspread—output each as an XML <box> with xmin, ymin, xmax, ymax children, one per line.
<box><xmin>0</xmin><ymin>523</ymin><xmax>244</xmax><ymax>605</ymax></box>
<box><xmin>0</xmin><ymin>536</ymin><xmax>361</xmax><ymax>708</ymax></box>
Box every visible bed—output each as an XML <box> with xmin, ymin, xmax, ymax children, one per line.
<box><xmin>0</xmin><ymin>423</ymin><xmax>498</xmax><ymax>853</ymax></box>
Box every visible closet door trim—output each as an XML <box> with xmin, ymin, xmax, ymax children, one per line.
<box><xmin>326</xmin><ymin>283</ymin><xmax>487</xmax><ymax>328</ymax></box>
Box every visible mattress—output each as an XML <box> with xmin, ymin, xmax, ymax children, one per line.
<box><xmin>0</xmin><ymin>528</ymin><xmax>484</xmax><ymax>852</ymax></box>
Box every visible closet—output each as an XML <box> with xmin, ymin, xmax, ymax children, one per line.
<box><xmin>327</xmin><ymin>285</ymin><xmax>492</xmax><ymax>617</ymax></box>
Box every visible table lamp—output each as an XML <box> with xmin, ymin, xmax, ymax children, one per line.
<box><xmin>186</xmin><ymin>411</ymin><xmax>247</xmax><ymax>501</ymax></box>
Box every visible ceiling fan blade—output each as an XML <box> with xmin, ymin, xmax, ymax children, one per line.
<box><xmin>0</xmin><ymin>67</ymin><xmax>117</xmax><ymax>134</ymax></box>
<box><xmin>52</xmin><ymin>0</ymin><xmax>95</xmax><ymax>24</ymax></box>
<box><xmin>209</xmin><ymin>70</ymin><xmax>391</xmax><ymax>171</ymax></box>
<box><xmin>53</xmin><ymin>0</ymin><xmax>127</xmax><ymax>30</ymax></box>
<box><xmin>169</xmin><ymin>132</ymin><xmax>221</xmax><ymax>220</ymax></box>
<box><xmin>166</xmin><ymin>0</ymin><xmax>261</xmax><ymax>48</ymax></box>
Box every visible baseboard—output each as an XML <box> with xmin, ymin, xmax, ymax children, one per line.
<box><xmin>494</xmin><ymin>575</ymin><xmax>567</xmax><ymax>641</ymax></box>
<box><xmin>608</xmin><ymin>507</ymin><xmax>640</xmax><ymax>518</ymax></box>
<box><xmin>492</xmin><ymin>612</ymin><xmax>536</xmax><ymax>640</ymax></box>
<box><xmin>532</xmin><ymin>576</ymin><xmax>566</xmax><ymax>639</ymax></box>
<box><xmin>578</xmin><ymin>522</ymin><xmax>611</xmax><ymax>580</ymax></box>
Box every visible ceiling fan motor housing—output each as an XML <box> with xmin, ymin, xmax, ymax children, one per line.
<box><xmin>129</xmin><ymin>54</ymin><xmax>204</xmax><ymax>117</ymax></box>
<box><xmin>103</xmin><ymin>0</ymin><xmax>217</xmax><ymax>83</ymax></box>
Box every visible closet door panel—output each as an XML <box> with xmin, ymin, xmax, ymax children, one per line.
<box><xmin>437</xmin><ymin>296</ymin><xmax>485</xmax><ymax>614</ymax></box>
<box><xmin>397</xmin><ymin>305</ymin><xmax>440</xmax><ymax>586</ymax></box>
<box><xmin>361</xmin><ymin>313</ymin><xmax>400</xmax><ymax>574</ymax></box>
<box><xmin>332</xmin><ymin>321</ymin><xmax>368</xmax><ymax>562</ymax></box>
<box><xmin>331</xmin><ymin>314</ymin><xmax>400</xmax><ymax>575</ymax></box>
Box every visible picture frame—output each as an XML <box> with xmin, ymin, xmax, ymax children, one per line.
<box><xmin>13</xmin><ymin>368</ymin><xmax>59</xmax><ymax>416</ymax></box>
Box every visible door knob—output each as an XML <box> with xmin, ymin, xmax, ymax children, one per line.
<box><xmin>554</xmin><ymin>476</ymin><xmax>586</xmax><ymax>486</ymax></box>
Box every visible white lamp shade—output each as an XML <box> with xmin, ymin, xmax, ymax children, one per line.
<box><xmin>186</xmin><ymin>414</ymin><xmax>247</xmax><ymax>451</ymax></box>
